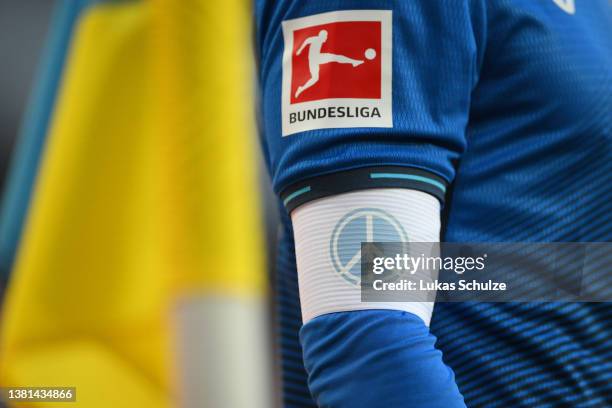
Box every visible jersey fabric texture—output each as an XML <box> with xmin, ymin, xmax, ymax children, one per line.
<box><xmin>256</xmin><ymin>0</ymin><xmax>612</xmax><ymax>407</ymax></box>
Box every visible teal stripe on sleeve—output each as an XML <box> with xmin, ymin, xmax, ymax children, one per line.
<box><xmin>369</xmin><ymin>173</ymin><xmax>446</xmax><ymax>193</ymax></box>
<box><xmin>283</xmin><ymin>186</ymin><xmax>311</xmax><ymax>207</ymax></box>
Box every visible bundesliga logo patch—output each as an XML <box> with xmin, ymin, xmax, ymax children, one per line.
<box><xmin>281</xmin><ymin>10</ymin><xmax>392</xmax><ymax>136</ymax></box>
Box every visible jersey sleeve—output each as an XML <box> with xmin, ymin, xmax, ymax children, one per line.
<box><xmin>256</xmin><ymin>0</ymin><xmax>486</xmax><ymax>211</ymax></box>
<box><xmin>256</xmin><ymin>1</ymin><xmax>486</xmax><ymax>407</ymax></box>
<box><xmin>292</xmin><ymin>189</ymin><xmax>466</xmax><ymax>408</ymax></box>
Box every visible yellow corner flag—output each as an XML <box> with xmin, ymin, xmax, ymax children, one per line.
<box><xmin>0</xmin><ymin>0</ymin><xmax>270</xmax><ymax>407</ymax></box>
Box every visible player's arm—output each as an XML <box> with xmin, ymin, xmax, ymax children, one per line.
<box><xmin>292</xmin><ymin>188</ymin><xmax>465</xmax><ymax>407</ymax></box>
<box><xmin>256</xmin><ymin>0</ymin><xmax>487</xmax><ymax>406</ymax></box>
<box><xmin>295</xmin><ymin>37</ymin><xmax>310</xmax><ymax>56</ymax></box>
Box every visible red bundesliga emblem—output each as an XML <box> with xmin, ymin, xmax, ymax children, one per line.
<box><xmin>290</xmin><ymin>21</ymin><xmax>382</xmax><ymax>104</ymax></box>
<box><xmin>281</xmin><ymin>10</ymin><xmax>392</xmax><ymax>136</ymax></box>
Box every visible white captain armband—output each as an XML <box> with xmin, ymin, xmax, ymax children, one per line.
<box><xmin>291</xmin><ymin>188</ymin><xmax>441</xmax><ymax>325</ymax></box>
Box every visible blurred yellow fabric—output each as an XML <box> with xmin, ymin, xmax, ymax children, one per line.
<box><xmin>152</xmin><ymin>0</ymin><xmax>266</xmax><ymax>297</ymax></box>
<box><xmin>0</xmin><ymin>1</ymin><xmax>266</xmax><ymax>407</ymax></box>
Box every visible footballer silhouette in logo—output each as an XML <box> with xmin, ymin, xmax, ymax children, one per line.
<box><xmin>294</xmin><ymin>29</ymin><xmax>377</xmax><ymax>98</ymax></box>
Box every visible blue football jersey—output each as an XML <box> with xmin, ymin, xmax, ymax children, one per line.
<box><xmin>256</xmin><ymin>0</ymin><xmax>612</xmax><ymax>406</ymax></box>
